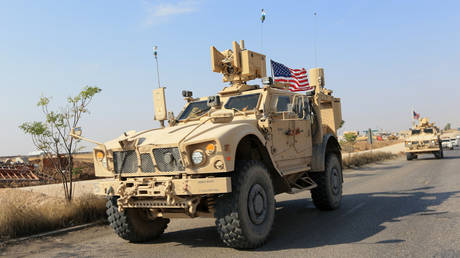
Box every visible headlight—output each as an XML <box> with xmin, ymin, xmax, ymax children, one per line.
<box><xmin>191</xmin><ymin>150</ymin><xmax>205</xmax><ymax>165</ymax></box>
<box><xmin>431</xmin><ymin>140</ymin><xmax>435</xmax><ymax>145</ymax></box>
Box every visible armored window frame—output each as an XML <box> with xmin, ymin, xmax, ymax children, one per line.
<box><xmin>177</xmin><ymin>100</ymin><xmax>211</xmax><ymax>120</ymax></box>
<box><xmin>423</xmin><ymin>128</ymin><xmax>434</xmax><ymax>134</ymax></box>
<box><xmin>411</xmin><ymin>129</ymin><xmax>421</xmax><ymax>135</ymax></box>
<box><xmin>273</xmin><ymin>95</ymin><xmax>291</xmax><ymax>112</ymax></box>
<box><xmin>224</xmin><ymin>93</ymin><xmax>261</xmax><ymax>111</ymax></box>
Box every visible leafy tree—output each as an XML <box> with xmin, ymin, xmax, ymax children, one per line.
<box><xmin>20</xmin><ymin>86</ymin><xmax>101</xmax><ymax>201</ymax></box>
<box><xmin>344</xmin><ymin>132</ymin><xmax>357</xmax><ymax>143</ymax></box>
<box><xmin>444</xmin><ymin>123</ymin><xmax>451</xmax><ymax>131</ymax></box>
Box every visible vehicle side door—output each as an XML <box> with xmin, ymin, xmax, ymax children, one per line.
<box><xmin>267</xmin><ymin>94</ymin><xmax>311</xmax><ymax>175</ymax></box>
<box><xmin>291</xmin><ymin>95</ymin><xmax>313</xmax><ymax>164</ymax></box>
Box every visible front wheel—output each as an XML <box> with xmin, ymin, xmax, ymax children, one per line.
<box><xmin>106</xmin><ymin>197</ymin><xmax>170</xmax><ymax>242</ymax></box>
<box><xmin>406</xmin><ymin>153</ymin><xmax>416</xmax><ymax>160</ymax></box>
<box><xmin>310</xmin><ymin>153</ymin><xmax>343</xmax><ymax>210</ymax></box>
<box><xmin>214</xmin><ymin>160</ymin><xmax>275</xmax><ymax>249</ymax></box>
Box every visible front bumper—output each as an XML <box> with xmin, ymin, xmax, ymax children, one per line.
<box><xmin>405</xmin><ymin>147</ymin><xmax>440</xmax><ymax>154</ymax></box>
<box><xmin>95</xmin><ymin>176</ymin><xmax>231</xmax><ymax>197</ymax></box>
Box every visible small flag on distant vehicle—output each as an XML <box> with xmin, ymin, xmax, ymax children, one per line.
<box><xmin>271</xmin><ymin>60</ymin><xmax>312</xmax><ymax>92</ymax></box>
<box><xmin>413</xmin><ymin>111</ymin><xmax>420</xmax><ymax>120</ymax></box>
<box><xmin>261</xmin><ymin>9</ymin><xmax>266</xmax><ymax>23</ymax></box>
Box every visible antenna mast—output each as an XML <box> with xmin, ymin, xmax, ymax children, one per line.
<box><xmin>313</xmin><ymin>12</ymin><xmax>318</xmax><ymax>67</ymax></box>
<box><xmin>261</xmin><ymin>9</ymin><xmax>266</xmax><ymax>51</ymax></box>
<box><xmin>153</xmin><ymin>45</ymin><xmax>161</xmax><ymax>88</ymax></box>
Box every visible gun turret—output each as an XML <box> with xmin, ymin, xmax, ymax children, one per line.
<box><xmin>210</xmin><ymin>40</ymin><xmax>266</xmax><ymax>85</ymax></box>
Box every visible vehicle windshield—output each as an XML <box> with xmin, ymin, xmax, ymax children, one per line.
<box><xmin>224</xmin><ymin>94</ymin><xmax>260</xmax><ymax>111</ymax></box>
<box><xmin>178</xmin><ymin>100</ymin><xmax>211</xmax><ymax>120</ymax></box>
<box><xmin>423</xmin><ymin>128</ymin><xmax>434</xmax><ymax>134</ymax></box>
<box><xmin>411</xmin><ymin>129</ymin><xmax>421</xmax><ymax>135</ymax></box>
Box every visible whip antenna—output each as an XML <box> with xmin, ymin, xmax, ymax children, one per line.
<box><xmin>153</xmin><ymin>45</ymin><xmax>161</xmax><ymax>88</ymax></box>
<box><xmin>313</xmin><ymin>12</ymin><xmax>318</xmax><ymax>67</ymax></box>
<box><xmin>261</xmin><ymin>9</ymin><xmax>266</xmax><ymax>51</ymax></box>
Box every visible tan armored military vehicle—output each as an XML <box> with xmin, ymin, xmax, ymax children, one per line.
<box><xmin>404</xmin><ymin>118</ymin><xmax>443</xmax><ymax>160</ymax></box>
<box><xmin>71</xmin><ymin>40</ymin><xmax>343</xmax><ymax>249</ymax></box>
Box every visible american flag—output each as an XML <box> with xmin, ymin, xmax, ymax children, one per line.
<box><xmin>271</xmin><ymin>60</ymin><xmax>312</xmax><ymax>92</ymax></box>
<box><xmin>413</xmin><ymin>111</ymin><xmax>420</xmax><ymax>120</ymax></box>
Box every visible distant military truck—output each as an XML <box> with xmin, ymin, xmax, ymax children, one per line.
<box><xmin>441</xmin><ymin>138</ymin><xmax>454</xmax><ymax>150</ymax></box>
<box><xmin>405</xmin><ymin>118</ymin><xmax>443</xmax><ymax>160</ymax></box>
<box><xmin>71</xmin><ymin>40</ymin><xmax>343</xmax><ymax>249</ymax></box>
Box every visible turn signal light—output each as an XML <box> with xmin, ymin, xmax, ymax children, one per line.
<box><xmin>96</xmin><ymin>151</ymin><xmax>105</xmax><ymax>161</ymax></box>
<box><xmin>206</xmin><ymin>143</ymin><xmax>216</xmax><ymax>155</ymax></box>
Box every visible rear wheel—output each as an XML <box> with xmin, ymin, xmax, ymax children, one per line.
<box><xmin>310</xmin><ymin>153</ymin><xmax>343</xmax><ymax>210</ymax></box>
<box><xmin>214</xmin><ymin>160</ymin><xmax>275</xmax><ymax>249</ymax></box>
<box><xmin>435</xmin><ymin>148</ymin><xmax>444</xmax><ymax>159</ymax></box>
<box><xmin>106</xmin><ymin>197</ymin><xmax>170</xmax><ymax>242</ymax></box>
<box><xmin>406</xmin><ymin>153</ymin><xmax>415</xmax><ymax>160</ymax></box>
<box><xmin>439</xmin><ymin>143</ymin><xmax>444</xmax><ymax>158</ymax></box>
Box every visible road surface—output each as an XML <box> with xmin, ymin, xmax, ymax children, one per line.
<box><xmin>2</xmin><ymin>149</ymin><xmax>460</xmax><ymax>258</ymax></box>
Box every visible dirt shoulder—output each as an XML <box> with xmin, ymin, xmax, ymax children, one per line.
<box><xmin>18</xmin><ymin>178</ymin><xmax>111</xmax><ymax>198</ymax></box>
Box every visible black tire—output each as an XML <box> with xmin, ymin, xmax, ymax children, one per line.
<box><xmin>310</xmin><ymin>154</ymin><xmax>343</xmax><ymax>210</ymax></box>
<box><xmin>214</xmin><ymin>160</ymin><xmax>275</xmax><ymax>249</ymax></box>
<box><xmin>106</xmin><ymin>197</ymin><xmax>170</xmax><ymax>242</ymax></box>
<box><xmin>439</xmin><ymin>143</ymin><xmax>444</xmax><ymax>158</ymax></box>
<box><xmin>406</xmin><ymin>153</ymin><xmax>414</xmax><ymax>161</ymax></box>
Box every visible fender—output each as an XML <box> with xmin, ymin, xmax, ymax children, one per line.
<box><xmin>221</xmin><ymin>124</ymin><xmax>267</xmax><ymax>171</ymax></box>
<box><xmin>311</xmin><ymin>133</ymin><xmax>341</xmax><ymax>172</ymax></box>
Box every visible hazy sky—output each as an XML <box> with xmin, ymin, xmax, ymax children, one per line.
<box><xmin>1</xmin><ymin>0</ymin><xmax>459</xmax><ymax>156</ymax></box>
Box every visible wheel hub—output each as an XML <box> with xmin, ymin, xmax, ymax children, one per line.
<box><xmin>331</xmin><ymin>168</ymin><xmax>340</xmax><ymax>195</ymax></box>
<box><xmin>248</xmin><ymin>184</ymin><xmax>267</xmax><ymax>225</ymax></box>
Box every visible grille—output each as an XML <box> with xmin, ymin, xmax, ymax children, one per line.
<box><xmin>153</xmin><ymin>148</ymin><xmax>184</xmax><ymax>172</ymax></box>
<box><xmin>140</xmin><ymin>153</ymin><xmax>155</xmax><ymax>172</ymax></box>
<box><xmin>113</xmin><ymin>151</ymin><xmax>138</xmax><ymax>173</ymax></box>
<box><xmin>423</xmin><ymin>140</ymin><xmax>430</xmax><ymax>144</ymax></box>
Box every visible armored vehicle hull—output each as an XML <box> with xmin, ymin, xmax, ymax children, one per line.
<box><xmin>404</xmin><ymin>118</ymin><xmax>443</xmax><ymax>160</ymax></box>
<box><xmin>72</xmin><ymin>41</ymin><xmax>343</xmax><ymax>249</ymax></box>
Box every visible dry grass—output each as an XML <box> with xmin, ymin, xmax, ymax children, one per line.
<box><xmin>341</xmin><ymin>140</ymin><xmax>403</xmax><ymax>153</ymax></box>
<box><xmin>343</xmin><ymin>151</ymin><xmax>400</xmax><ymax>169</ymax></box>
<box><xmin>0</xmin><ymin>189</ymin><xmax>106</xmax><ymax>241</ymax></box>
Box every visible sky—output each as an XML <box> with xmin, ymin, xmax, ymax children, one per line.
<box><xmin>0</xmin><ymin>0</ymin><xmax>459</xmax><ymax>156</ymax></box>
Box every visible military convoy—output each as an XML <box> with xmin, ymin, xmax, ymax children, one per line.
<box><xmin>71</xmin><ymin>40</ymin><xmax>343</xmax><ymax>249</ymax></box>
<box><xmin>404</xmin><ymin>118</ymin><xmax>443</xmax><ymax>160</ymax></box>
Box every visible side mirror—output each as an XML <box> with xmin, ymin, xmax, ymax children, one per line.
<box><xmin>207</xmin><ymin>95</ymin><xmax>221</xmax><ymax>108</ymax></box>
<box><xmin>287</xmin><ymin>103</ymin><xmax>294</xmax><ymax>113</ymax></box>
<box><xmin>71</xmin><ymin>127</ymin><xmax>82</xmax><ymax>137</ymax></box>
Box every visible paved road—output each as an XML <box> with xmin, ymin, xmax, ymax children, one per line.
<box><xmin>2</xmin><ymin>150</ymin><xmax>460</xmax><ymax>258</ymax></box>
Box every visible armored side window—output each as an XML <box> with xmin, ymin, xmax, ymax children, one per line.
<box><xmin>275</xmin><ymin>96</ymin><xmax>291</xmax><ymax>112</ymax></box>
<box><xmin>292</xmin><ymin>95</ymin><xmax>310</xmax><ymax>119</ymax></box>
